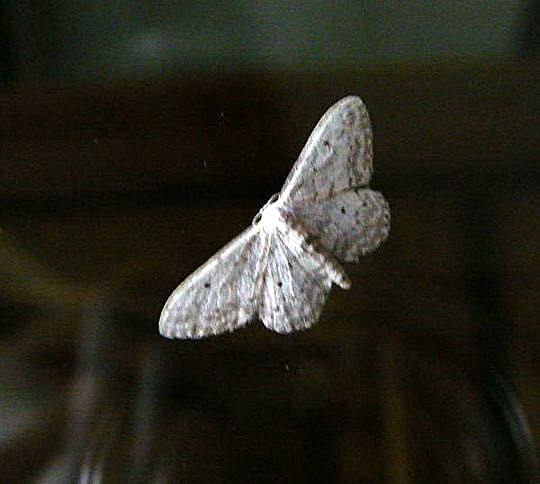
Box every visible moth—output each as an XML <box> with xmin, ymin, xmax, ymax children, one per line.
<box><xmin>159</xmin><ymin>96</ymin><xmax>390</xmax><ymax>339</ymax></box>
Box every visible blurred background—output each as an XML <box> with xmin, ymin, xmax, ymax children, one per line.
<box><xmin>1</xmin><ymin>1</ymin><xmax>539</xmax><ymax>482</ymax></box>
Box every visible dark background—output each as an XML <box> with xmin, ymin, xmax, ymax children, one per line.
<box><xmin>1</xmin><ymin>2</ymin><xmax>538</xmax><ymax>482</ymax></box>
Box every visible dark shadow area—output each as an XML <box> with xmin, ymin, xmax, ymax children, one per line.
<box><xmin>1</xmin><ymin>2</ymin><xmax>538</xmax><ymax>483</ymax></box>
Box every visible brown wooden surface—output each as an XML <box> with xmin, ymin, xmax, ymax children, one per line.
<box><xmin>1</xmin><ymin>60</ymin><xmax>538</xmax><ymax>482</ymax></box>
<box><xmin>1</xmin><ymin>60</ymin><xmax>538</xmax><ymax>201</ymax></box>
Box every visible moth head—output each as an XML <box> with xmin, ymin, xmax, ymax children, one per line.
<box><xmin>252</xmin><ymin>192</ymin><xmax>280</xmax><ymax>225</ymax></box>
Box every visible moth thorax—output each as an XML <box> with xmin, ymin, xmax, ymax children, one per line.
<box><xmin>260</xmin><ymin>201</ymin><xmax>287</xmax><ymax>230</ymax></box>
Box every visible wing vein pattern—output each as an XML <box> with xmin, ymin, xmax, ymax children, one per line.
<box><xmin>259</xmin><ymin>230</ymin><xmax>333</xmax><ymax>333</ymax></box>
<box><xmin>159</xmin><ymin>225</ymin><xmax>266</xmax><ymax>339</ymax></box>
<box><xmin>159</xmin><ymin>95</ymin><xmax>390</xmax><ymax>339</ymax></box>
<box><xmin>280</xmin><ymin>96</ymin><xmax>373</xmax><ymax>204</ymax></box>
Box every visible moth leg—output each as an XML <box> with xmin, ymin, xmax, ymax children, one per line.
<box><xmin>307</xmin><ymin>245</ymin><xmax>351</xmax><ymax>289</ymax></box>
<box><xmin>322</xmin><ymin>251</ymin><xmax>351</xmax><ymax>289</ymax></box>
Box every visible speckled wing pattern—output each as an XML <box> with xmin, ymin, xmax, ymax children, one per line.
<box><xmin>280</xmin><ymin>96</ymin><xmax>373</xmax><ymax>203</ymax></box>
<box><xmin>259</xmin><ymin>230</ymin><xmax>334</xmax><ymax>334</ymax></box>
<box><xmin>292</xmin><ymin>188</ymin><xmax>390</xmax><ymax>262</ymax></box>
<box><xmin>281</xmin><ymin>96</ymin><xmax>389</xmax><ymax>262</ymax></box>
<box><xmin>159</xmin><ymin>225</ymin><xmax>265</xmax><ymax>339</ymax></box>
<box><xmin>159</xmin><ymin>96</ymin><xmax>390</xmax><ymax>339</ymax></box>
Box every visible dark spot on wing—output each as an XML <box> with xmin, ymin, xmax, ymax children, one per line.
<box><xmin>277</xmin><ymin>281</ymin><xmax>283</xmax><ymax>287</ymax></box>
<box><xmin>341</xmin><ymin>206</ymin><xmax>346</xmax><ymax>214</ymax></box>
<box><xmin>323</xmin><ymin>140</ymin><xmax>330</xmax><ymax>147</ymax></box>
<box><xmin>204</xmin><ymin>282</ymin><xmax>211</xmax><ymax>288</ymax></box>
<box><xmin>362</xmin><ymin>201</ymin><xmax>368</xmax><ymax>207</ymax></box>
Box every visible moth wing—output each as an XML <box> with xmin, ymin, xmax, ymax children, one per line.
<box><xmin>293</xmin><ymin>188</ymin><xmax>390</xmax><ymax>262</ymax></box>
<box><xmin>159</xmin><ymin>225</ymin><xmax>265</xmax><ymax>339</ymax></box>
<box><xmin>259</xmin><ymin>230</ymin><xmax>333</xmax><ymax>333</ymax></box>
<box><xmin>280</xmin><ymin>96</ymin><xmax>373</xmax><ymax>204</ymax></box>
